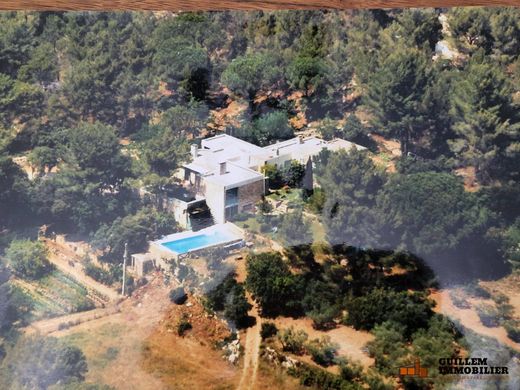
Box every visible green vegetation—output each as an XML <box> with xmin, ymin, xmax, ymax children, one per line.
<box><xmin>11</xmin><ymin>270</ymin><xmax>95</xmax><ymax>321</ymax></box>
<box><xmin>315</xmin><ymin>147</ymin><xmax>509</xmax><ymax>281</ymax></box>
<box><xmin>0</xmin><ymin>8</ymin><xmax>519</xmax><ymax>389</ymax></box>
<box><xmin>0</xmin><ymin>335</ymin><xmax>88</xmax><ymax>389</ymax></box>
<box><xmin>262</xmin><ymin>161</ymin><xmax>306</xmax><ymax>190</ymax></box>
<box><xmin>0</xmin><ymin>10</ymin><xmax>516</xmax><ymax>286</ymax></box>
<box><xmin>288</xmin><ymin>362</ymin><xmax>365</xmax><ymax>390</ymax></box>
<box><xmin>502</xmin><ymin>218</ymin><xmax>520</xmax><ymax>271</ymax></box>
<box><xmin>0</xmin><ymin>156</ymin><xmax>31</xmax><ymax>229</ymax></box>
<box><xmin>344</xmin><ymin>288</ymin><xmax>434</xmax><ymax>336</ymax></box>
<box><xmin>83</xmin><ymin>262</ymin><xmax>117</xmax><ymax>287</ymax></box>
<box><xmin>305</xmin><ymin>336</ymin><xmax>338</xmax><ymax>366</ymax></box>
<box><xmin>91</xmin><ymin>207</ymin><xmax>177</xmax><ymax>263</ymax></box>
<box><xmin>319</xmin><ymin>149</ymin><xmax>385</xmax><ymax>248</ymax></box>
<box><xmin>246</xmin><ymin>252</ymin><xmax>303</xmax><ymax>317</ymax></box>
<box><xmin>5</xmin><ymin>239</ymin><xmax>52</xmax><ymax>279</ymax></box>
<box><xmin>278</xmin><ymin>327</ymin><xmax>339</xmax><ymax>366</ymax></box>
<box><xmin>503</xmin><ymin>320</ymin><xmax>520</xmax><ymax>342</ymax></box>
<box><xmin>0</xmin><ymin>258</ymin><xmax>22</xmax><ymax>336</ymax></box>
<box><xmin>278</xmin><ymin>327</ymin><xmax>308</xmax><ymax>355</ymax></box>
<box><xmin>222</xmin><ymin>53</ymin><xmax>281</xmax><ymax>109</ymax></box>
<box><xmin>204</xmin><ymin>274</ymin><xmax>252</xmax><ymax>328</ymax></box>
<box><xmin>278</xmin><ymin>209</ymin><xmax>313</xmax><ymax>248</ymax></box>
<box><xmin>260</xmin><ymin>322</ymin><xmax>278</xmax><ymax>340</ymax></box>
<box><xmin>232</xmin><ymin>111</ymin><xmax>294</xmax><ymax>146</ymax></box>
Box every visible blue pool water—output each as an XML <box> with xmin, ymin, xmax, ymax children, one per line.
<box><xmin>161</xmin><ymin>231</ymin><xmax>236</xmax><ymax>254</ymax></box>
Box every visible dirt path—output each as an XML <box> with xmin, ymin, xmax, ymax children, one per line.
<box><xmin>238</xmin><ymin>296</ymin><xmax>262</xmax><ymax>390</ymax></box>
<box><xmin>43</xmin><ymin>238</ymin><xmax>120</xmax><ymax>302</ymax></box>
<box><xmin>24</xmin><ymin>305</ymin><xmax>121</xmax><ymax>335</ymax></box>
<box><xmin>431</xmin><ymin>289</ymin><xmax>520</xmax><ymax>352</ymax></box>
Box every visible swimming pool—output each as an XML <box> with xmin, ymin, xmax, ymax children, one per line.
<box><xmin>153</xmin><ymin>223</ymin><xmax>244</xmax><ymax>256</ymax></box>
<box><xmin>161</xmin><ymin>231</ymin><xmax>236</xmax><ymax>254</ymax></box>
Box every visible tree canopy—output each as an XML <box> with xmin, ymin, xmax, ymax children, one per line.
<box><xmin>0</xmin><ymin>335</ymin><xmax>88</xmax><ymax>390</ymax></box>
<box><xmin>5</xmin><ymin>239</ymin><xmax>52</xmax><ymax>279</ymax></box>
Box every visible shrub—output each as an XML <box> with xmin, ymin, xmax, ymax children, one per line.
<box><xmin>283</xmin><ymin>161</ymin><xmax>306</xmax><ymax>188</ymax></box>
<box><xmin>260</xmin><ymin>322</ymin><xmax>278</xmax><ymax>340</ymax></box>
<box><xmin>306</xmin><ymin>188</ymin><xmax>326</xmax><ymax>214</ymax></box>
<box><xmin>463</xmin><ymin>283</ymin><xmax>491</xmax><ymax>299</ymax></box>
<box><xmin>5</xmin><ymin>239</ymin><xmax>52</xmax><ymax>279</ymax></box>
<box><xmin>177</xmin><ymin>314</ymin><xmax>192</xmax><ymax>336</ymax></box>
<box><xmin>278</xmin><ymin>327</ymin><xmax>308</xmax><ymax>355</ymax></box>
<box><xmin>288</xmin><ymin>363</ymin><xmax>362</xmax><ymax>390</ymax></box>
<box><xmin>503</xmin><ymin>320</ymin><xmax>520</xmax><ymax>342</ymax></box>
<box><xmin>223</xmin><ymin>283</ymin><xmax>252</xmax><ymax>328</ymax></box>
<box><xmin>497</xmin><ymin>302</ymin><xmax>514</xmax><ymax>320</ymax></box>
<box><xmin>307</xmin><ymin>305</ymin><xmax>339</xmax><ymax>330</ymax></box>
<box><xmin>205</xmin><ymin>276</ymin><xmax>251</xmax><ymax>328</ymax></box>
<box><xmin>169</xmin><ymin>287</ymin><xmax>188</xmax><ymax>305</ymax></box>
<box><xmin>305</xmin><ymin>336</ymin><xmax>338</xmax><ymax>366</ymax></box>
<box><xmin>449</xmin><ymin>290</ymin><xmax>471</xmax><ymax>309</ymax></box>
<box><xmin>492</xmin><ymin>293</ymin><xmax>509</xmax><ymax>305</ymax></box>
<box><xmin>72</xmin><ymin>299</ymin><xmax>95</xmax><ymax>313</ymax></box>
<box><xmin>257</xmin><ymin>197</ymin><xmax>272</xmax><ymax>214</ymax></box>
<box><xmin>339</xmin><ymin>359</ymin><xmax>363</xmax><ymax>381</ymax></box>
<box><xmin>262</xmin><ymin>163</ymin><xmax>284</xmax><ymax>189</ymax></box>
<box><xmin>84</xmin><ymin>262</ymin><xmax>115</xmax><ymax>286</ymax></box>
<box><xmin>476</xmin><ymin>304</ymin><xmax>500</xmax><ymax>327</ymax></box>
<box><xmin>259</xmin><ymin>223</ymin><xmax>271</xmax><ymax>233</ymax></box>
<box><xmin>344</xmin><ymin>288</ymin><xmax>434</xmax><ymax>336</ymax></box>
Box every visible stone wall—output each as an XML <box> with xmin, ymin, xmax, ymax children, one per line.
<box><xmin>238</xmin><ymin>179</ymin><xmax>265</xmax><ymax>213</ymax></box>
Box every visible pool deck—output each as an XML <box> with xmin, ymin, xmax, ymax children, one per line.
<box><xmin>151</xmin><ymin>222</ymin><xmax>244</xmax><ymax>259</ymax></box>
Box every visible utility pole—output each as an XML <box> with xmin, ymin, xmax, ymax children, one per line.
<box><xmin>122</xmin><ymin>242</ymin><xmax>128</xmax><ymax>296</ymax></box>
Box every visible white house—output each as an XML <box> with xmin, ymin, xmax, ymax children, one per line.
<box><xmin>173</xmin><ymin>134</ymin><xmax>365</xmax><ymax>226</ymax></box>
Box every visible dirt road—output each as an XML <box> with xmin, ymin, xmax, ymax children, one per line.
<box><xmin>237</xmin><ymin>296</ymin><xmax>262</xmax><ymax>390</ymax></box>
<box><xmin>25</xmin><ymin>305</ymin><xmax>121</xmax><ymax>335</ymax></box>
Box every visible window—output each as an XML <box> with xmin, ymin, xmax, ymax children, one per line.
<box><xmin>225</xmin><ymin>187</ymin><xmax>239</xmax><ymax>207</ymax></box>
<box><xmin>225</xmin><ymin>205</ymin><xmax>239</xmax><ymax>219</ymax></box>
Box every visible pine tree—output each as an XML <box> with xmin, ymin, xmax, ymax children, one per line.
<box><xmin>364</xmin><ymin>47</ymin><xmax>432</xmax><ymax>155</ymax></box>
<box><xmin>449</xmin><ymin>52</ymin><xmax>520</xmax><ymax>182</ymax></box>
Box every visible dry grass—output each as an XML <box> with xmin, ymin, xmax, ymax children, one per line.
<box><xmin>141</xmin><ymin>296</ymin><xmax>238</xmax><ymax>389</ymax></box>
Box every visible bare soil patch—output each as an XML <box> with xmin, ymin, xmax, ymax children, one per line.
<box><xmin>430</xmin><ymin>289</ymin><xmax>520</xmax><ymax>352</ymax></box>
<box><xmin>141</xmin><ymin>295</ymin><xmax>239</xmax><ymax>389</ymax></box>
<box><xmin>272</xmin><ymin>317</ymin><xmax>375</xmax><ymax>368</ymax></box>
<box><xmin>370</xmin><ymin>134</ymin><xmax>400</xmax><ymax>173</ymax></box>
<box><xmin>454</xmin><ymin>166</ymin><xmax>480</xmax><ymax>192</ymax></box>
<box><xmin>209</xmin><ymin>98</ymin><xmax>248</xmax><ymax>133</ymax></box>
<box><xmin>481</xmin><ymin>273</ymin><xmax>520</xmax><ymax>319</ymax></box>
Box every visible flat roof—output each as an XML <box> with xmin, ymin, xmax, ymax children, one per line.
<box><xmin>184</xmin><ymin>134</ymin><xmax>366</xmax><ymax>186</ymax></box>
<box><xmin>201</xmin><ymin>134</ymin><xmax>265</xmax><ymax>155</ymax></box>
<box><xmin>203</xmin><ymin>162</ymin><xmax>264</xmax><ymax>189</ymax></box>
<box><xmin>262</xmin><ymin>136</ymin><xmax>366</xmax><ymax>160</ymax></box>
